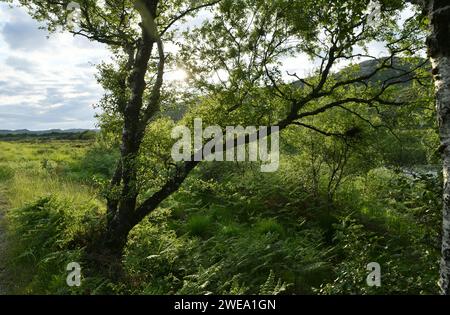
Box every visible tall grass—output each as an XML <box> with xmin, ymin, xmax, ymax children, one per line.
<box><xmin>0</xmin><ymin>139</ymin><xmax>442</xmax><ymax>294</ymax></box>
<box><xmin>0</xmin><ymin>141</ymin><xmax>106</xmax><ymax>294</ymax></box>
<box><xmin>8</xmin><ymin>168</ymin><xmax>100</xmax><ymax>210</ymax></box>
<box><xmin>0</xmin><ymin>141</ymin><xmax>105</xmax><ymax>209</ymax></box>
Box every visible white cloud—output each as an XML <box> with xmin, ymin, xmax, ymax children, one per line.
<box><xmin>0</xmin><ymin>3</ymin><xmax>111</xmax><ymax>130</ymax></box>
<box><xmin>0</xmin><ymin>3</ymin><xmax>420</xmax><ymax>130</ymax></box>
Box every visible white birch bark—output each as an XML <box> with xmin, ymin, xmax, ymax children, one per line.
<box><xmin>426</xmin><ymin>0</ymin><xmax>450</xmax><ymax>295</ymax></box>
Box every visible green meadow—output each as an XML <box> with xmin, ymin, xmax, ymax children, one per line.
<box><xmin>0</xmin><ymin>138</ymin><xmax>441</xmax><ymax>294</ymax></box>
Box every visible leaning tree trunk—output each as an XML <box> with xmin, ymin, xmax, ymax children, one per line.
<box><xmin>427</xmin><ymin>0</ymin><xmax>450</xmax><ymax>295</ymax></box>
<box><xmin>84</xmin><ymin>1</ymin><xmax>159</xmax><ymax>275</ymax></box>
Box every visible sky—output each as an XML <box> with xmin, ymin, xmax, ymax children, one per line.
<box><xmin>0</xmin><ymin>2</ymin><xmax>415</xmax><ymax>131</ymax></box>
<box><xmin>0</xmin><ymin>2</ymin><xmax>110</xmax><ymax>130</ymax></box>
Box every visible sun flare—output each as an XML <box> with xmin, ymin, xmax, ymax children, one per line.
<box><xmin>170</xmin><ymin>68</ymin><xmax>188</xmax><ymax>82</ymax></box>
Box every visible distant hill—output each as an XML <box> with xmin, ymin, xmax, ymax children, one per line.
<box><xmin>0</xmin><ymin>129</ymin><xmax>98</xmax><ymax>135</ymax></box>
<box><xmin>0</xmin><ymin>129</ymin><xmax>99</xmax><ymax>141</ymax></box>
<box><xmin>293</xmin><ymin>57</ymin><xmax>429</xmax><ymax>88</ymax></box>
<box><xmin>354</xmin><ymin>57</ymin><xmax>428</xmax><ymax>83</ymax></box>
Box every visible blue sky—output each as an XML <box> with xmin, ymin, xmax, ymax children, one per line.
<box><xmin>0</xmin><ymin>2</ymin><xmax>201</xmax><ymax>130</ymax></box>
<box><xmin>0</xmin><ymin>2</ymin><xmax>110</xmax><ymax>130</ymax></box>
<box><xmin>0</xmin><ymin>2</ymin><xmax>415</xmax><ymax>131</ymax></box>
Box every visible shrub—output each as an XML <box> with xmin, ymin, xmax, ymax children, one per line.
<box><xmin>254</xmin><ymin>218</ymin><xmax>285</xmax><ymax>237</ymax></box>
<box><xmin>68</xmin><ymin>144</ymin><xmax>119</xmax><ymax>182</ymax></box>
<box><xmin>318</xmin><ymin>217</ymin><xmax>440</xmax><ymax>295</ymax></box>
<box><xmin>187</xmin><ymin>214</ymin><xmax>213</xmax><ymax>238</ymax></box>
<box><xmin>0</xmin><ymin>165</ymin><xmax>14</xmax><ymax>181</ymax></box>
<box><xmin>6</xmin><ymin>195</ymin><xmax>104</xmax><ymax>294</ymax></box>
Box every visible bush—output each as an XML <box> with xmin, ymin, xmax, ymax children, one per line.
<box><xmin>1</xmin><ymin>136</ymin><xmax>442</xmax><ymax>295</ymax></box>
<box><xmin>123</xmin><ymin>205</ymin><xmax>331</xmax><ymax>295</ymax></box>
<box><xmin>6</xmin><ymin>195</ymin><xmax>104</xmax><ymax>294</ymax></box>
<box><xmin>68</xmin><ymin>144</ymin><xmax>119</xmax><ymax>182</ymax></box>
<box><xmin>318</xmin><ymin>217</ymin><xmax>440</xmax><ymax>294</ymax></box>
<box><xmin>187</xmin><ymin>214</ymin><xmax>213</xmax><ymax>238</ymax></box>
<box><xmin>254</xmin><ymin>218</ymin><xmax>285</xmax><ymax>237</ymax></box>
<box><xmin>0</xmin><ymin>165</ymin><xmax>14</xmax><ymax>181</ymax></box>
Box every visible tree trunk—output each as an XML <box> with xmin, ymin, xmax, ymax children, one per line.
<box><xmin>87</xmin><ymin>0</ymin><xmax>159</xmax><ymax>274</ymax></box>
<box><xmin>427</xmin><ymin>0</ymin><xmax>450</xmax><ymax>295</ymax></box>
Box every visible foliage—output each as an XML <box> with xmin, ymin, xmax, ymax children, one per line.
<box><xmin>0</xmin><ymin>0</ymin><xmax>443</xmax><ymax>296</ymax></box>
<box><xmin>5</xmin><ymin>195</ymin><xmax>103</xmax><ymax>294</ymax></box>
<box><xmin>0</xmin><ymin>126</ymin><xmax>443</xmax><ymax>295</ymax></box>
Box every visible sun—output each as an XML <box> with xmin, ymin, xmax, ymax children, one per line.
<box><xmin>170</xmin><ymin>68</ymin><xmax>188</xmax><ymax>82</ymax></box>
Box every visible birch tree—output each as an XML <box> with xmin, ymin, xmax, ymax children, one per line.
<box><xmin>425</xmin><ymin>0</ymin><xmax>450</xmax><ymax>296</ymax></box>
<box><xmin>6</xmin><ymin>0</ymin><xmax>427</xmax><ymax>280</ymax></box>
<box><xmin>406</xmin><ymin>0</ymin><xmax>450</xmax><ymax>294</ymax></box>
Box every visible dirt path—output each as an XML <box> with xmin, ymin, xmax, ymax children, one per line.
<box><xmin>0</xmin><ymin>185</ymin><xmax>9</xmax><ymax>294</ymax></box>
